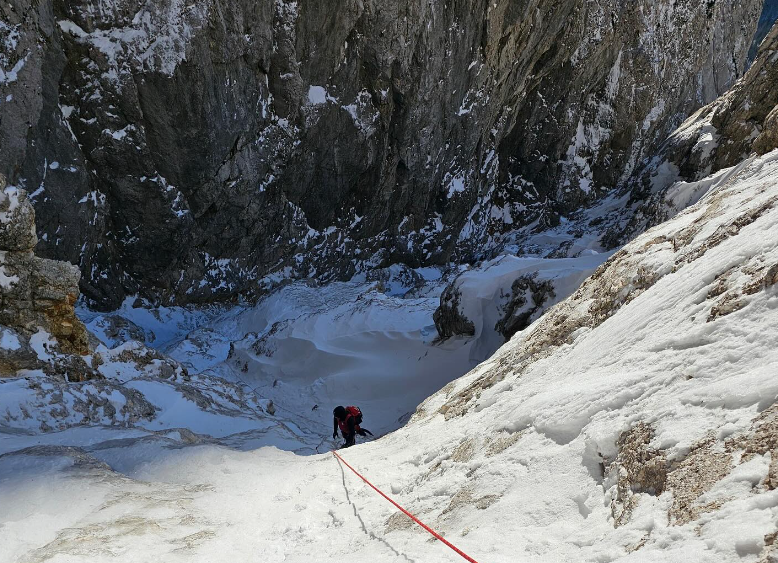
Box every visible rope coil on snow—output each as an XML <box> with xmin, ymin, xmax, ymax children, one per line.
<box><xmin>332</xmin><ymin>450</ymin><xmax>482</xmax><ymax>563</ymax></box>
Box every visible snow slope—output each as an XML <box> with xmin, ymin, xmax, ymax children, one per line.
<box><xmin>74</xmin><ymin>270</ymin><xmax>480</xmax><ymax>441</ymax></box>
<box><xmin>1</xmin><ymin>140</ymin><xmax>776</xmax><ymax>561</ymax></box>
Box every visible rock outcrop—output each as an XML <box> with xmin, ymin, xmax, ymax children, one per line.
<box><xmin>434</xmin><ymin>271</ymin><xmax>557</xmax><ymax>342</ymax></box>
<box><xmin>433</xmin><ymin>287</ymin><xmax>475</xmax><ymax>340</ymax></box>
<box><xmin>494</xmin><ymin>275</ymin><xmax>556</xmax><ymax>341</ymax></box>
<box><xmin>609</xmin><ymin>403</ymin><xmax>778</xmax><ymax>533</ymax></box>
<box><xmin>0</xmin><ymin>0</ymin><xmax>764</xmax><ymax>308</ymax></box>
<box><xmin>0</xmin><ymin>174</ymin><xmax>89</xmax><ymax>376</ymax></box>
<box><xmin>606</xmin><ymin>20</ymin><xmax>778</xmax><ymax>247</ymax></box>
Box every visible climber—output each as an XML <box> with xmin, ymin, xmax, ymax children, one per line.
<box><xmin>333</xmin><ymin>405</ymin><xmax>373</xmax><ymax>448</ymax></box>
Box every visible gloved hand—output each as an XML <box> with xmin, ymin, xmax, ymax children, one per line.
<box><xmin>332</xmin><ymin>431</ymin><xmax>338</xmax><ymax>440</ymax></box>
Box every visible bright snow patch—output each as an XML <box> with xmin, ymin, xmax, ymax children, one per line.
<box><xmin>308</xmin><ymin>85</ymin><xmax>329</xmax><ymax>105</ymax></box>
<box><xmin>445</xmin><ymin>173</ymin><xmax>467</xmax><ymax>198</ymax></box>
<box><xmin>0</xmin><ymin>328</ymin><xmax>20</xmax><ymax>350</ymax></box>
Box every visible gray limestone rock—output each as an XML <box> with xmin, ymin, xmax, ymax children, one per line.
<box><xmin>0</xmin><ymin>325</ymin><xmax>38</xmax><ymax>375</ymax></box>
<box><xmin>433</xmin><ymin>287</ymin><xmax>475</xmax><ymax>340</ymax></box>
<box><xmin>605</xmin><ymin>20</ymin><xmax>778</xmax><ymax>248</ymax></box>
<box><xmin>0</xmin><ymin>0</ymin><xmax>765</xmax><ymax>308</ymax></box>
<box><xmin>748</xmin><ymin>0</ymin><xmax>778</xmax><ymax>63</ymax></box>
<box><xmin>0</xmin><ymin>175</ymin><xmax>89</xmax><ymax>374</ymax></box>
<box><xmin>0</xmin><ymin>175</ymin><xmax>37</xmax><ymax>252</ymax></box>
<box><xmin>495</xmin><ymin>275</ymin><xmax>556</xmax><ymax>342</ymax></box>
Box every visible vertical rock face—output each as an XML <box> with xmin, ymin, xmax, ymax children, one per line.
<box><xmin>748</xmin><ymin>0</ymin><xmax>778</xmax><ymax>63</ymax></box>
<box><xmin>0</xmin><ymin>174</ymin><xmax>89</xmax><ymax>376</ymax></box>
<box><xmin>605</xmin><ymin>20</ymin><xmax>778</xmax><ymax>247</ymax></box>
<box><xmin>0</xmin><ymin>0</ymin><xmax>764</xmax><ymax>308</ymax></box>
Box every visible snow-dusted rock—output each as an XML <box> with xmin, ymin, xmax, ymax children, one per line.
<box><xmin>607</xmin><ymin>20</ymin><xmax>778</xmax><ymax>247</ymax></box>
<box><xmin>0</xmin><ymin>0</ymin><xmax>765</xmax><ymax>308</ymax></box>
<box><xmin>0</xmin><ymin>175</ymin><xmax>89</xmax><ymax>374</ymax></box>
<box><xmin>434</xmin><ymin>252</ymin><xmax>610</xmax><ymax>356</ymax></box>
<box><xmin>0</xmin><ymin>174</ymin><xmax>37</xmax><ymax>251</ymax></box>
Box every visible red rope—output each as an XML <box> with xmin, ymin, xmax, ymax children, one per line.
<box><xmin>332</xmin><ymin>450</ymin><xmax>482</xmax><ymax>563</ymax></box>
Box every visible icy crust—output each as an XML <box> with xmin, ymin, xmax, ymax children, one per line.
<box><xmin>0</xmin><ymin>245</ymin><xmax>619</xmax><ymax>462</ymax></box>
<box><xmin>433</xmin><ymin>189</ymin><xmax>631</xmax><ymax>355</ymax></box>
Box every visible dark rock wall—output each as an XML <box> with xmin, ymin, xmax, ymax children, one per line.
<box><xmin>605</xmin><ymin>21</ymin><xmax>778</xmax><ymax>248</ymax></box>
<box><xmin>748</xmin><ymin>0</ymin><xmax>778</xmax><ymax>63</ymax></box>
<box><xmin>0</xmin><ymin>0</ymin><xmax>763</xmax><ymax>308</ymax></box>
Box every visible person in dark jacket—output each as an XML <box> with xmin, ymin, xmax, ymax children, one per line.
<box><xmin>333</xmin><ymin>405</ymin><xmax>372</xmax><ymax>448</ymax></box>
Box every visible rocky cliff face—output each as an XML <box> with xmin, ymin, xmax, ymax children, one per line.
<box><xmin>0</xmin><ymin>174</ymin><xmax>92</xmax><ymax>376</ymax></box>
<box><xmin>606</xmin><ymin>20</ymin><xmax>778</xmax><ymax>248</ymax></box>
<box><xmin>0</xmin><ymin>174</ymin><xmax>195</xmax><ymax>384</ymax></box>
<box><xmin>0</xmin><ymin>0</ymin><xmax>764</xmax><ymax>309</ymax></box>
<box><xmin>748</xmin><ymin>0</ymin><xmax>778</xmax><ymax>63</ymax></box>
<box><xmin>434</xmin><ymin>18</ymin><xmax>778</xmax><ymax>344</ymax></box>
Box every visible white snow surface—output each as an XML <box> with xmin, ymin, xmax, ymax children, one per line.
<box><xmin>0</xmin><ymin>327</ymin><xmax>20</xmax><ymax>351</ymax></box>
<box><xmin>307</xmin><ymin>85</ymin><xmax>329</xmax><ymax>105</ymax></box>
<box><xmin>81</xmin><ymin>269</ymin><xmax>485</xmax><ymax>439</ymax></box>
<box><xmin>1</xmin><ymin>151</ymin><xmax>777</xmax><ymax>561</ymax></box>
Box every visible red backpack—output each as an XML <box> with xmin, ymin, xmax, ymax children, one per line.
<box><xmin>338</xmin><ymin>406</ymin><xmax>363</xmax><ymax>433</ymax></box>
<box><xmin>345</xmin><ymin>406</ymin><xmax>363</xmax><ymax>426</ymax></box>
